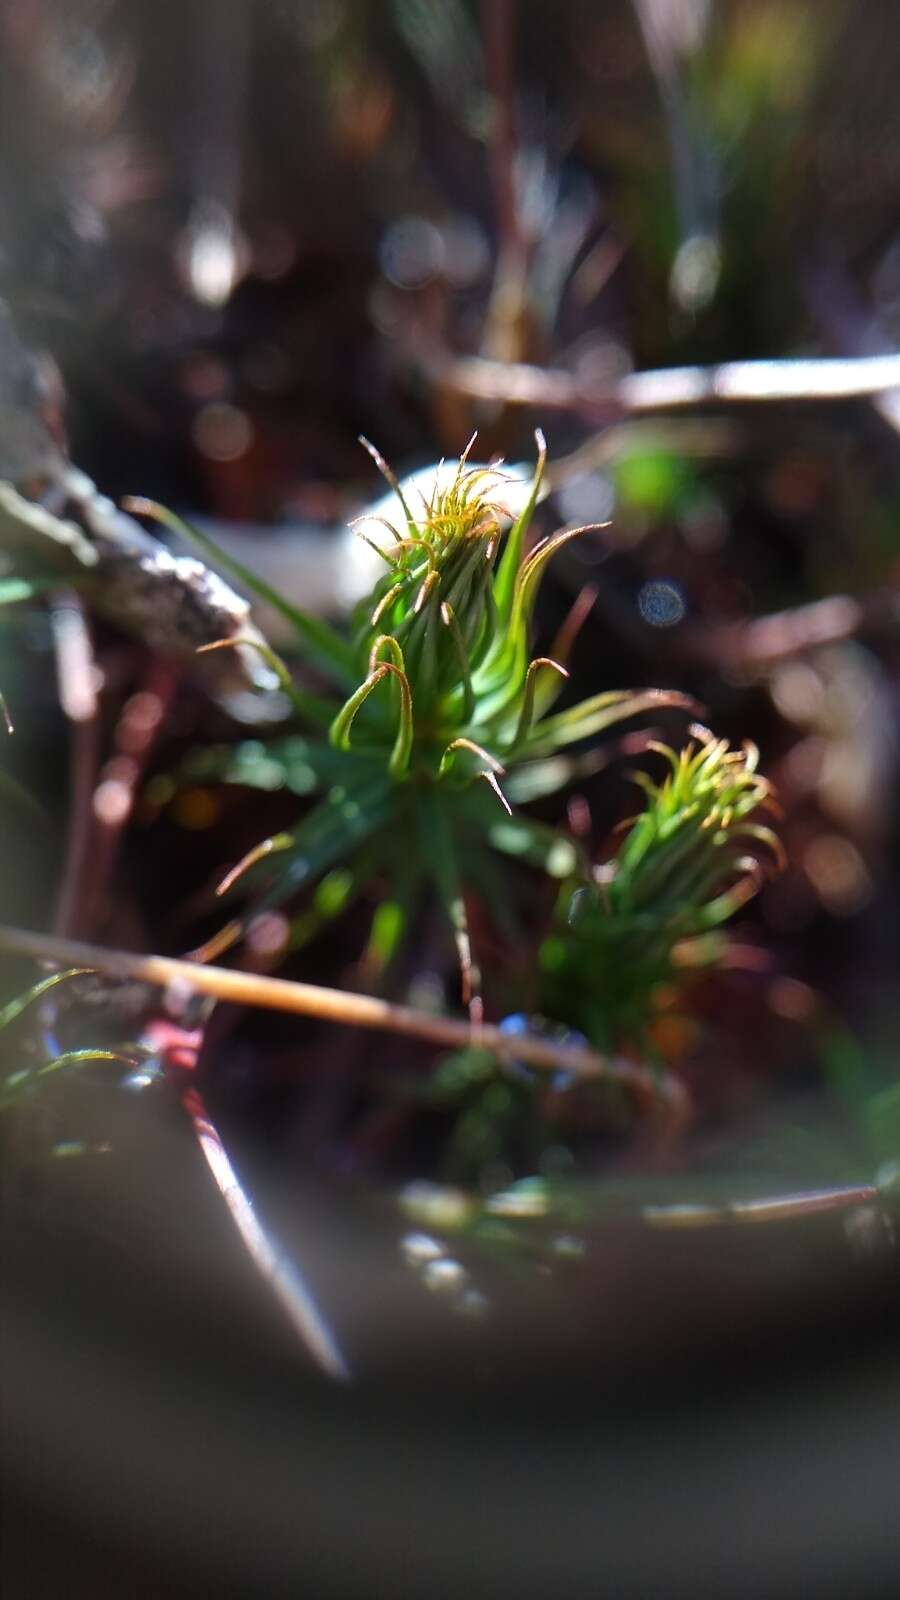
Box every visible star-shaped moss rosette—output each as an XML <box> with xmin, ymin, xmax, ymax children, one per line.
<box><xmin>541</xmin><ymin>728</ymin><xmax>785</xmax><ymax>1050</ymax></box>
<box><xmin>135</xmin><ymin>433</ymin><xmax>692</xmax><ymax>1011</ymax></box>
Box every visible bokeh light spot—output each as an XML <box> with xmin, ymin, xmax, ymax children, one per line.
<box><xmin>192</xmin><ymin>403</ymin><xmax>254</xmax><ymax>463</ymax></box>
<box><xmin>638</xmin><ymin>579</ymin><xmax>686</xmax><ymax>627</ymax></box>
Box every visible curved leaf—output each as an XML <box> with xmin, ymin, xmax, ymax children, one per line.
<box><xmin>521</xmin><ymin>689</ymin><xmax>696</xmax><ymax>759</ymax></box>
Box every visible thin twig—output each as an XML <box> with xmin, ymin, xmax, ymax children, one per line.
<box><xmin>619</xmin><ymin>354</ymin><xmax>900</xmax><ymax>410</ymax></box>
<box><xmin>0</xmin><ymin>924</ymin><xmax>690</xmax><ymax>1135</ymax></box>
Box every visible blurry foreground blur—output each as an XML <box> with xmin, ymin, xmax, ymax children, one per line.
<box><xmin>3</xmin><ymin>3</ymin><xmax>900</xmax><ymax>1595</ymax></box>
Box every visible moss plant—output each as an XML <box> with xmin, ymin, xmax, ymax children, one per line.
<box><xmin>140</xmin><ymin>433</ymin><xmax>691</xmax><ymax>1009</ymax></box>
<box><xmin>541</xmin><ymin>727</ymin><xmax>785</xmax><ymax>1053</ymax></box>
<box><xmin>423</xmin><ymin>730</ymin><xmax>783</xmax><ymax>1183</ymax></box>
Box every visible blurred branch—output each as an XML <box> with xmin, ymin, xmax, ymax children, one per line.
<box><xmin>426</xmin><ymin>347</ymin><xmax>900</xmax><ymax>417</ymax></box>
<box><xmin>0</xmin><ymin>925</ymin><xmax>690</xmax><ymax>1138</ymax></box>
<box><xmin>805</xmin><ymin>262</ymin><xmax>900</xmax><ymax>440</ymax></box>
<box><xmin>687</xmin><ymin>589</ymin><xmax>900</xmax><ymax>674</ymax></box>
<box><xmin>619</xmin><ymin>355</ymin><xmax>900</xmax><ymax>409</ymax></box>
<box><xmin>641</xmin><ymin>1184</ymin><xmax>879</xmax><ymax>1228</ymax></box>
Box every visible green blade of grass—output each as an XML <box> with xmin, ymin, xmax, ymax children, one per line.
<box><xmin>36</xmin><ymin>1048</ymin><xmax>136</xmax><ymax>1078</ymax></box>
<box><xmin>1</xmin><ymin>1047</ymin><xmax>136</xmax><ymax>1110</ymax></box>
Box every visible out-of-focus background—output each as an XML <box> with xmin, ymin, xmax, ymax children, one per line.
<box><xmin>2</xmin><ymin>0</ymin><xmax>899</xmax><ymax>1026</ymax></box>
<box><xmin>3</xmin><ymin>3</ymin><xmax>900</xmax><ymax>1595</ymax></box>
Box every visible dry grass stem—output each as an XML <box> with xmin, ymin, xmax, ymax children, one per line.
<box><xmin>0</xmin><ymin>924</ymin><xmax>690</xmax><ymax>1135</ymax></box>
